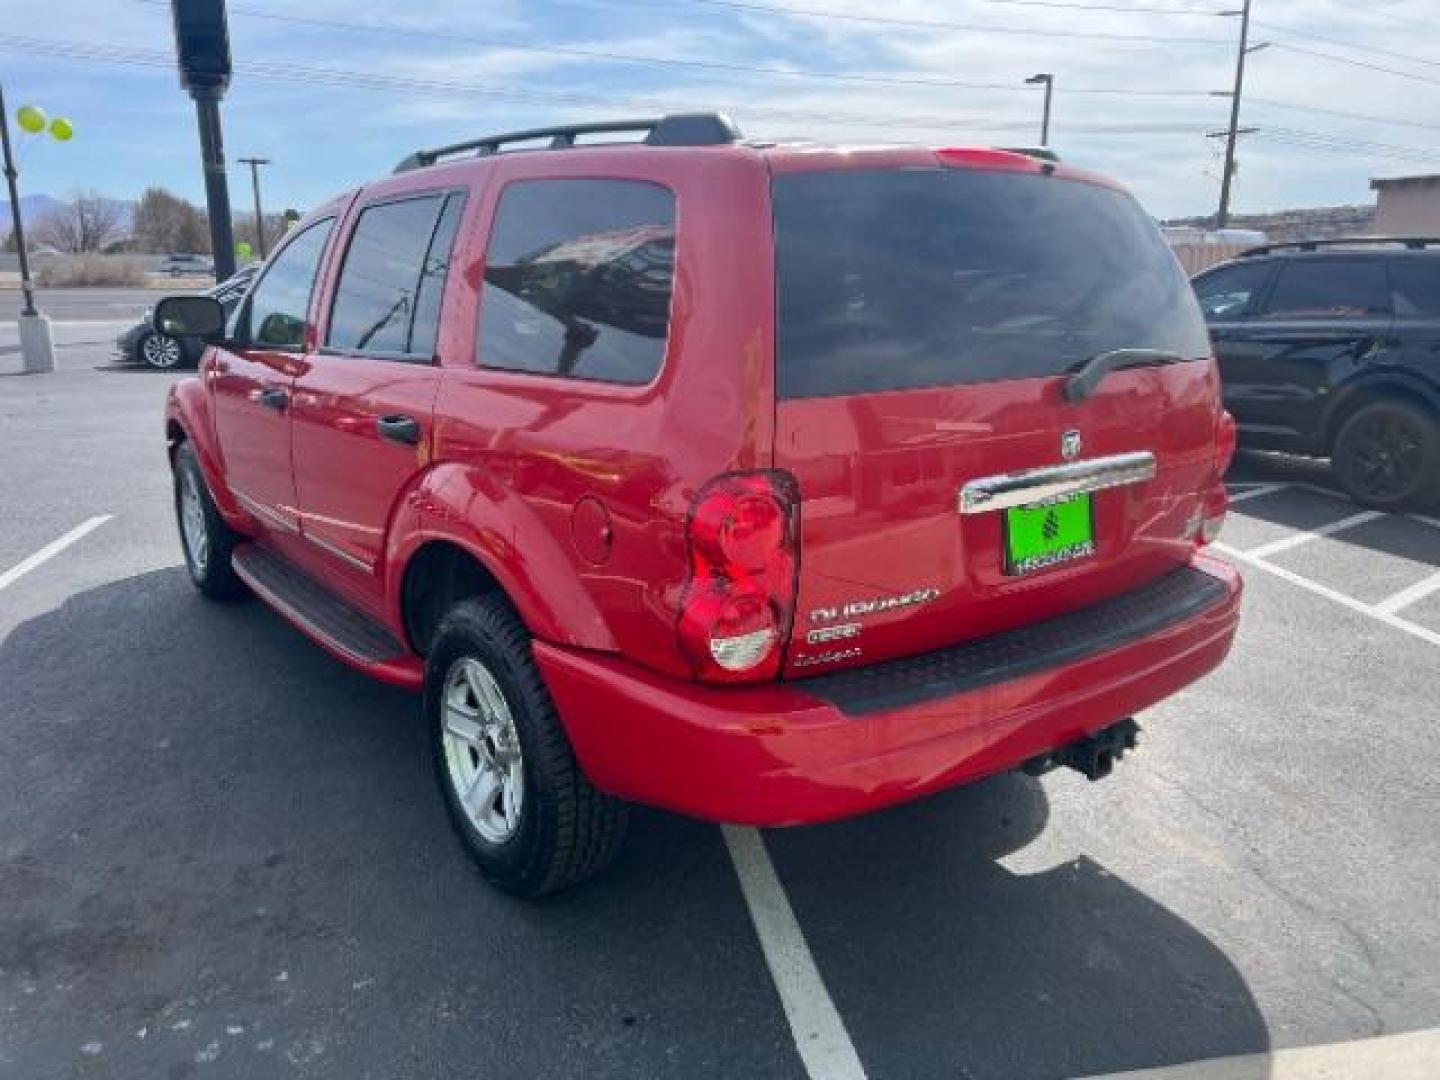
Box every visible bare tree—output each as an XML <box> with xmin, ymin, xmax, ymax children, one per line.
<box><xmin>31</xmin><ymin>189</ymin><xmax>128</xmax><ymax>254</ymax></box>
<box><xmin>132</xmin><ymin>187</ymin><xmax>210</xmax><ymax>254</ymax></box>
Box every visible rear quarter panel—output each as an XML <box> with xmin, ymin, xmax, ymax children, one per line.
<box><xmin>424</xmin><ymin>148</ymin><xmax>777</xmax><ymax>676</ymax></box>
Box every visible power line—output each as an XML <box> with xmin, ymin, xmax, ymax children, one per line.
<box><xmin>0</xmin><ymin>33</ymin><xmax>1216</xmax><ymax>136</ymax></box>
<box><xmin>658</xmin><ymin>0</ymin><xmax>1228</xmax><ymax>31</ymax></box>
<box><xmin>1254</xmin><ymin>20</ymin><xmax>1440</xmax><ymax>70</ymax></box>
<box><xmin>1272</xmin><ymin>43</ymin><xmax>1440</xmax><ymax>87</ymax></box>
<box><xmin>163</xmin><ymin>0</ymin><xmax>1236</xmax><ymax>50</ymax></box>
<box><xmin>1247</xmin><ymin>97</ymin><xmax>1440</xmax><ymax>133</ymax></box>
<box><xmin>132</xmin><ymin>0</ymin><xmax>1221</xmax><ymax>97</ymax></box>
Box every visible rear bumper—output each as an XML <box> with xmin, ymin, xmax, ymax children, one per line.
<box><xmin>536</xmin><ymin>553</ymin><xmax>1242</xmax><ymax>826</ymax></box>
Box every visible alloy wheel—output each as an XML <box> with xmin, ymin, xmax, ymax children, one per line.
<box><xmin>442</xmin><ymin>656</ymin><xmax>526</xmax><ymax>844</ymax></box>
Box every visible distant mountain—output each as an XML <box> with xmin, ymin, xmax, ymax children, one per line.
<box><xmin>1</xmin><ymin>194</ymin><xmax>136</xmax><ymax>241</ymax></box>
<box><xmin>0</xmin><ymin>193</ymin><xmax>69</xmax><ymax>229</ymax></box>
<box><xmin>1163</xmin><ymin>205</ymin><xmax>1377</xmax><ymax>244</ymax></box>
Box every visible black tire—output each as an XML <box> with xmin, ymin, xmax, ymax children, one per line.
<box><xmin>1332</xmin><ymin>399</ymin><xmax>1440</xmax><ymax>511</ymax></box>
<box><xmin>139</xmin><ymin>330</ymin><xmax>186</xmax><ymax>371</ymax></box>
<box><xmin>173</xmin><ymin>442</ymin><xmax>248</xmax><ymax>601</ymax></box>
<box><xmin>425</xmin><ymin>595</ymin><xmax>628</xmax><ymax>897</ymax></box>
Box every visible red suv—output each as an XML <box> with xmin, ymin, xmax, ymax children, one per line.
<box><xmin>159</xmin><ymin>113</ymin><xmax>1242</xmax><ymax>896</ymax></box>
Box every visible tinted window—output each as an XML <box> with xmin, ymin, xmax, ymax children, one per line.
<box><xmin>410</xmin><ymin>195</ymin><xmax>465</xmax><ymax>357</ymax></box>
<box><xmin>1194</xmin><ymin>261</ymin><xmax>1272</xmax><ymax>320</ymax></box>
<box><xmin>328</xmin><ymin>195</ymin><xmax>449</xmax><ymax>355</ymax></box>
<box><xmin>244</xmin><ymin>219</ymin><xmax>333</xmax><ymax>349</ymax></box>
<box><xmin>1392</xmin><ymin>259</ymin><xmax>1440</xmax><ymax>317</ymax></box>
<box><xmin>1259</xmin><ymin>259</ymin><xmax>1389</xmax><ymax>319</ymax></box>
<box><xmin>774</xmin><ymin>169</ymin><xmax>1211</xmax><ymax>398</ymax></box>
<box><xmin>477</xmin><ymin>179</ymin><xmax>675</xmax><ymax>384</ymax></box>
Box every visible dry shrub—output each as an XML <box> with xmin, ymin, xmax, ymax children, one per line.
<box><xmin>34</xmin><ymin>255</ymin><xmax>148</xmax><ymax>287</ymax></box>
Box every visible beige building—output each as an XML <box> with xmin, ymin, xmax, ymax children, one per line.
<box><xmin>1371</xmin><ymin>174</ymin><xmax>1440</xmax><ymax>236</ymax></box>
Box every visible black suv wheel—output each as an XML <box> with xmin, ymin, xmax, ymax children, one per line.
<box><xmin>1332</xmin><ymin>399</ymin><xmax>1440</xmax><ymax>511</ymax></box>
<box><xmin>425</xmin><ymin>595</ymin><xmax>628</xmax><ymax>897</ymax></box>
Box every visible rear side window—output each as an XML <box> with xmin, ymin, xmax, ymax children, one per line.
<box><xmin>242</xmin><ymin>218</ymin><xmax>334</xmax><ymax>349</ymax></box>
<box><xmin>328</xmin><ymin>192</ymin><xmax>463</xmax><ymax>357</ymax></box>
<box><xmin>773</xmin><ymin>168</ymin><xmax>1210</xmax><ymax>398</ymax></box>
<box><xmin>1194</xmin><ymin>261</ymin><xmax>1272</xmax><ymax>321</ymax></box>
<box><xmin>477</xmin><ymin>179</ymin><xmax>675</xmax><ymax>384</ymax></box>
<box><xmin>1392</xmin><ymin>259</ymin><xmax>1440</xmax><ymax>317</ymax></box>
<box><xmin>1258</xmin><ymin>259</ymin><xmax>1389</xmax><ymax>320</ymax></box>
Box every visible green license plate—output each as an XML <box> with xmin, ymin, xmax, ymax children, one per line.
<box><xmin>1004</xmin><ymin>493</ymin><xmax>1097</xmax><ymax>575</ymax></box>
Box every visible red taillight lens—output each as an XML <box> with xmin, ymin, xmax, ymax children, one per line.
<box><xmin>1215</xmin><ymin>409</ymin><xmax>1238</xmax><ymax>477</ymax></box>
<box><xmin>679</xmin><ymin>473</ymin><xmax>798</xmax><ymax>683</ymax></box>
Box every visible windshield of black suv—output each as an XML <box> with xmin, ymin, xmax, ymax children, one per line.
<box><xmin>773</xmin><ymin>167</ymin><xmax>1211</xmax><ymax>398</ymax></box>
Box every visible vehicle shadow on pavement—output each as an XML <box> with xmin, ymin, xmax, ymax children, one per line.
<box><xmin>0</xmin><ymin>568</ymin><xmax>803</xmax><ymax>1080</ymax></box>
<box><xmin>763</xmin><ymin>775</ymin><xmax>1272</xmax><ymax>1080</ymax></box>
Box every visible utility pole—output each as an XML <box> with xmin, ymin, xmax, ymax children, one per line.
<box><xmin>238</xmin><ymin>156</ymin><xmax>270</xmax><ymax>259</ymax></box>
<box><xmin>0</xmin><ymin>84</ymin><xmax>54</xmax><ymax>373</ymax></box>
<box><xmin>172</xmin><ymin>0</ymin><xmax>236</xmax><ymax>281</ymax></box>
<box><xmin>1216</xmin><ymin>0</ymin><xmax>1268</xmax><ymax>228</ymax></box>
<box><xmin>1026</xmin><ymin>73</ymin><xmax>1055</xmax><ymax>146</ymax></box>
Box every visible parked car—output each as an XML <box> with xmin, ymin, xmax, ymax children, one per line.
<box><xmin>157</xmin><ymin>113</ymin><xmax>1241</xmax><ymax>896</ymax></box>
<box><xmin>1194</xmin><ymin>238</ymin><xmax>1440</xmax><ymax>509</ymax></box>
<box><xmin>159</xmin><ymin>252</ymin><xmax>214</xmax><ymax>277</ymax></box>
<box><xmin>117</xmin><ymin>264</ymin><xmax>258</xmax><ymax>370</ymax></box>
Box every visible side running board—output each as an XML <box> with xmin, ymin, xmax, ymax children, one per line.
<box><xmin>231</xmin><ymin>544</ymin><xmax>421</xmax><ymax>687</ymax></box>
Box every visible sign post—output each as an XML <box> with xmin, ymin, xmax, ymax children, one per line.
<box><xmin>171</xmin><ymin>0</ymin><xmax>236</xmax><ymax>282</ymax></box>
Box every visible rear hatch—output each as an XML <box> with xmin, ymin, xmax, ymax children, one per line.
<box><xmin>771</xmin><ymin>154</ymin><xmax>1221</xmax><ymax>677</ymax></box>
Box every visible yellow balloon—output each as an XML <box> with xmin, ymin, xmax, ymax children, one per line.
<box><xmin>16</xmin><ymin>104</ymin><xmax>47</xmax><ymax>134</ymax></box>
<box><xmin>49</xmin><ymin>117</ymin><xmax>74</xmax><ymax>142</ymax></box>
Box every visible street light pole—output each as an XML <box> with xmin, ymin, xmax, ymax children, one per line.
<box><xmin>238</xmin><ymin>156</ymin><xmax>270</xmax><ymax>259</ymax></box>
<box><xmin>1026</xmin><ymin>73</ymin><xmax>1054</xmax><ymax>146</ymax></box>
<box><xmin>0</xmin><ymin>83</ymin><xmax>54</xmax><ymax>373</ymax></box>
<box><xmin>1216</xmin><ymin>0</ymin><xmax>1267</xmax><ymax>228</ymax></box>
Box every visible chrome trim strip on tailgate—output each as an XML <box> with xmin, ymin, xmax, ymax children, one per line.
<box><xmin>958</xmin><ymin>451</ymin><xmax>1157</xmax><ymax>514</ymax></box>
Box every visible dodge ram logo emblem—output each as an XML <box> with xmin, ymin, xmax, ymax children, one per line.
<box><xmin>1061</xmin><ymin>430</ymin><xmax>1082</xmax><ymax>461</ymax></box>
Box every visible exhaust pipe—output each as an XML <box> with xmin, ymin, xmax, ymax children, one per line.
<box><xmin>1022</xmin><ymin>718</ymin><xmax>1140</xmax><ymax>782</ymax></box>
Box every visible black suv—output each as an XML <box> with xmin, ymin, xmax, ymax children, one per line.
<box><xmin>1194</xmin><ymin>238</ymin><xmax>1440</xmax><ymax>509</ymax></box>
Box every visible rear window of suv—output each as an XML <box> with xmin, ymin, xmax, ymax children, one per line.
<box><xmin>773</xmin><ymin>168</ymin><xmax>1211</xmax><ymax>398</ymax></box>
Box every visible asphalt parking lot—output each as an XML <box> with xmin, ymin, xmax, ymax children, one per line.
<box><xmin>3</xmin><ymin>296</ymin><xmax>1439</xmax><ymax>1079</ymax></box>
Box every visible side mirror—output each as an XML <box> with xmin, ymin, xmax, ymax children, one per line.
<box><xmin>153</xmin><ymin>295</ymin><xmax>226</xmax><ymax>340</ymax></box>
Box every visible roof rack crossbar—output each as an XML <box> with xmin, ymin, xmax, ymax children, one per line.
<box><xmin>393</xmin><ymin>112</ymin><xmax>742</xmax><ymax>173</ymax></box>
<box><xmin>1240</xmin><ymin>237</ymin><xmax>1440</xmax><ymax>257</ymax></box>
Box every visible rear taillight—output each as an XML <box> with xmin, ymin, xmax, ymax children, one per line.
<box><xmin>1215</xmin><ymin>409</ymin><xmax>1238</xmax><ymax>477</ymax></box>
<box><xmin>678</xmin><ymin>473</ymin><xmax>799</xmax><ymax>683</ymax></box>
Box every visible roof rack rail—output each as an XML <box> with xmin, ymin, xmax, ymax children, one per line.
<box><xmin>393</xmin><ymin>112</ymin><xmax>743</xmax><ymax>173</ymax></box>
<box><xmin>1239</xmin><ymin>237</ymin><xmax>1440</xmax><ymax>257</ymax></box>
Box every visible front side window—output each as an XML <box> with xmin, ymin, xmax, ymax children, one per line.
<box><xmin>243</xmin><ymin>218</ymin><xmax>334</xmax><ymax>349</ymax></box>
<box><xmin>1194</xmin><ymin>261</ymin><xmax>1272</xmax><ymax>321</ymax></box>
<box><xmin>327</xmin><ymin>193</ymin><xmax>462</xmax><ymax>357</ymax></box>
<box><xmin>477</xmin><ymin>179</ymin><xmax>676</xmax><ymax>384</ymax></box>
<box><xmin>1259</xmin><ymin>259</ymin><xmax>1390</xmax><ymax>320</ymax></box>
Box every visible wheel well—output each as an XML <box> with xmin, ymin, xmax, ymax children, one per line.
<box><xmin>401</xmin><ymin>541</ymin><xmax>510</xmax><ymax>656</ymax></box>
<box><xmin>1324</xmin><ymin>382</ymin><xmax>1439</xmax><ymax>454</ymax></box>
<box><xmin>166</xmin><ymin>420</ymin><xmax>187</xmax><ymax>464</ymax></box>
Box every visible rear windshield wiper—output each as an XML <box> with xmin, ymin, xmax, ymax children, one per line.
<box><xmin>1063</xmin><ymin>348</ymin><xmax>1185</xmax><ymax>403</ymax></box>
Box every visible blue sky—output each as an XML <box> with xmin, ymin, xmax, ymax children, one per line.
<box><xmin>3</xmin><ymin>0</ymin><xmax>1438</xmax><ymax>221</ymax></box>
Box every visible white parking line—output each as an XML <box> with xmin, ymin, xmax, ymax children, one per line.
<box><xmin>0</xmin><ymin>516</ymin><xmax>113</xmax><ymax>592</ymax></box>
<box><xmin>1216</xmin><ymin>542</ymin><xmax>1440</xmax><ymax>649</ymax></box>
<box><xmin>1079</xmin><ymin>1026</ymin><xmax>1440</xmax><ymax>1079</ymax></box>
<box><xmin>722</xmin><ymin>826</ymin><xmax>867</xmax><ymax>1080</ymax></box>
<box><xmin>1243</xmin><ymin>509</ymin><xmax>1384</xmax><ymax>559</ymax></box>
<box><xmin>1376</xmin><ymin>568</ymin><xmax>1440</xmax><ymax>616</ymax></box>
<box><xmin>1226</xmin><ymin>482</ymin><xmax>1286</xmax><ymax>504</ymax></box>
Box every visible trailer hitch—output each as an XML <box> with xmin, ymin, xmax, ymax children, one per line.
<box><xmin>1022</xmin><ymin>718</ymin><xmax>1141</xmax><ymax>782</ymax></box>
